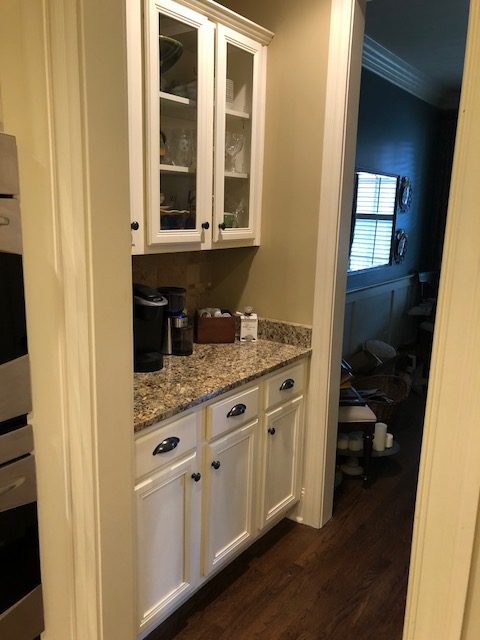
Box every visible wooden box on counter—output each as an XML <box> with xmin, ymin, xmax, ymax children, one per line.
<box><xmin>195</xmin><ymin>313</ymin><xmax>236</xmax><ymax>344</ymax></box>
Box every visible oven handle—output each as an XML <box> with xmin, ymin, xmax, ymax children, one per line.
<box><xmin>0</xmin><ymin>455</ymin><xmax>36</xmax><ymax>512</ymax></box>
<box><xmin>0</xmin><ymin>475</ymin><xmax>27</xmax><ymax>498</ymax></box>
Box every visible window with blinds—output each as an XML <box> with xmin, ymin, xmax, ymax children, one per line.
<box><xmin>349</xmin><ymin>171</ymin><xmax>398</xmax><ymax>272</ymax></box>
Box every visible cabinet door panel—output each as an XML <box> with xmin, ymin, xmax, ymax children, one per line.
<box><xmin>213</xmin><ymin>25</ymin><xmax>266</xmax><ymax>245</ymax></box>
<box><xmin>136</xmin><ymin>451</ymin><xmax>201</xmax><ymax>633</ymax></box>
<box><xmin>260</xmin><ymin>397</ymin><xmax>303</xmax><ymax>528</ymax></box>
<box><xmin>145</xmin><ymin>0</ymin><xmax>214</xmax><ymax>247</ymax></box>
<box><xmin>203</xmin><ymin>420</ymin><xmax>257</xmax><ymax>574</ymax></box>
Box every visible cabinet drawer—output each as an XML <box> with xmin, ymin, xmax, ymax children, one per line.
<box><xmin>207</xmin><ymin>386</ymin><xmax>259</xmax><ymax>440</ymax></box>
<box><xmin>135</xmin><ymin>412</ymin><xmax>198</xmax><ymax>480</ymax></box>
<box><xmin>265</xmin><ymin>362</ymin><xmax>305</xmax><ymax>409</ymax></box>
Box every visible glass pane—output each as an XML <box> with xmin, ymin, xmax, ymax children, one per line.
<box><xmin>159</xmin><ymin>14</ymin><xmax>198</xmax><ymax>231</ymax></box>
<box><xmin>349</xmin><ymin>172</ymin><xmax>398</xmax><ymax>272</ymax></box>
<box><xmin>350</xmin><ymin>219</ymin><xmax>394</xmax><ymax>271</ymax></box>
<box><xmin>223</xmin><ymin>44</ymin><xmax>253</xmax><ymax>229</ymax></box>
<box><xmin>356</xmin><ymin>172</ymin><xmax>397</xmax><ymax>216</ymax></box>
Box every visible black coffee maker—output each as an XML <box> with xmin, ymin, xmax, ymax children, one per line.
<box><xmin>133</xmin><ymin>284</ymin><xmax>168</xmax><ymax>372</ymax></box>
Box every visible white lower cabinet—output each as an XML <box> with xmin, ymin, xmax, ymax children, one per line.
<box><xmin>135</xmin><ymin>359</ymin><xmax>308</xmax><ymax>637</ymax></box>
<box><xmin>135</xmin><ymin>450</ymin><xmax>201</xmax><ymax>636</ymax></box>
<box><xmin>203</xmin><ymin>420</ymin><xmax>257</xmax><ymax>575</ymax></box>
<box><xmin>259</xmin><ymin>396</ymin><xmax>304</xmax><ymax>529</ymax></box>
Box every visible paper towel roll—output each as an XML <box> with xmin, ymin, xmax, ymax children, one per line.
<box><xmin>373</xmin><ymin>422</ymin><xmax>387</xmax><ymax>452</ymax></box>
<box><xmin>385</xmin><ymin>432</ymin><xmax>394</xmax><ymax>449</ymax></box>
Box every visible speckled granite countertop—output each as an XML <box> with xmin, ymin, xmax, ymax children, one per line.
<box><xmin>134</xmin><ymin>340</ymin><xmax>311</xmax><ymax>432</ymax></box>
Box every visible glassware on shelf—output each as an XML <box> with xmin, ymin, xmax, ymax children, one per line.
<box><xmin>223</xmin><ymin>197</ymin><xmax>246</xmax><ymax>228</ymax></box>
<box><xmin>225</xmin><ymin>131</ymin><xmax>244</xmax><ymax>172</ymax></box>
<box><xmin>160</xmin><ymin>130</ymin><xmax>175</xmax><ymax>165</ymax></box>
<box><xmin>172</xmin><ymin>129</ymin><xmax>195</xmax><ymax>167</ymax></box>
<box><xmin>159</xmin><ymin>36</ymin><xmax>184</xmax><ymax>73</ymax></box>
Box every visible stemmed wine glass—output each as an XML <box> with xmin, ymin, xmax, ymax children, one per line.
<box><xmin>225</xmin><ymin>131</ymin><xmax>244</xmax><ymax>172</ymax></box>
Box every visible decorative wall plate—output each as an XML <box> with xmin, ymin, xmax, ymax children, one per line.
<box><xmin>398</xmin><ymin>176</ymin><xmax>412</xmax><ymax>212</ymax></box>
<box><xmin>393</xmin><ymin>229</ymin><xmax>408</xmax><ymax>263</ymax></box>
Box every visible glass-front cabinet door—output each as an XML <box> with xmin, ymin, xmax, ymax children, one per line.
<box><xmin>145</xmin><ymin>0</ymin><xmax>214</xmax><ymax>246</ymax></box>
<box><xmin>213</xmin><ymin>25</ymin><xmax>266</xmax><ymax>245</ymax></box>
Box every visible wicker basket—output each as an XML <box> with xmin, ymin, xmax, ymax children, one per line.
<box><xmin>353</xmin><ymin>374</ymin><xmax>410</xmax><ymax>424</ymax></box>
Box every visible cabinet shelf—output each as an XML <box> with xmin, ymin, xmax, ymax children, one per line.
<box><xmin>226</xmin><ymin>107</ymin><xmax>250</xmax><ymax>119</ymax></box>
<box><xmin>225</xmin><ymin>171</ymin><xmax>249</xmax><ymax>179</ymax></box>
<box><xmin>160</xmin><ymin>91</ymin><xmax>196</xmax><ymax>107</ymax></box>
<box><xmin>160</xmin><ymin>164</ymin><xmax>195</xmax><ymax>174</ymax></box>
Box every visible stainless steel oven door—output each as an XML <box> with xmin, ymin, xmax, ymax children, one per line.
<box><xmin>0</xmin><ymin>450</ymin><xmax>44</xmax><ymax>640</ymax></box>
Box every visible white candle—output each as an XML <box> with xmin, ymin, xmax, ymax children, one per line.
<box><xmin>348</xmin><ymin>434</ymin><xmax>363</xmax><ymax>452</ymax></box>
<box><xmin>373</xmin><ymin>422</ymin><xmax>387</xmax><ymax>452</ymax></box>
<box><xmin>386</xmin><ymin>432</ymin><xmax>394</xmax><ymax>449</ymax></box>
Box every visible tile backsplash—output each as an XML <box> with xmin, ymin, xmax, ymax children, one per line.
<box><xmin>132</xmin><ymin>252</ymin><xmax>213</xmax><ymax>312</ymax></box>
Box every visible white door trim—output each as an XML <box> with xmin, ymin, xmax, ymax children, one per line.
<box><xmin>301</xmin><ymin>0</ymin><xmax>366</xmax><ymax>529</ymax></box>
<box><xmin>306</xmin><ymin>0</ymin><xmax>480</xmax><ymax>637</ymax></box>
<box><xmin>403</xmin><ymin>1</ymin><xmax>480</xmax><ymax>637</ymax></box>
<box><xmin>35</xmin><ymin>1</ymin><xmax>136</xmax><ymax>638</ymax></box>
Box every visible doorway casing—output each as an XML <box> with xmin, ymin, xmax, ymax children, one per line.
<box><xmin>304</xmin><ymin>0</ymin><xmax>480</xmax><ymax>638</ymax></box>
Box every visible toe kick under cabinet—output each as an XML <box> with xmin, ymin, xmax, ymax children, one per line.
<box><xmin>127</xmin><ymin>0</ymin><xmax>273</xmax><ymax>254</ymax></box>
<box><xmin>134</xmin><ymin>359</ymin><xmax>307</xmax><ymax>638</ymax></box>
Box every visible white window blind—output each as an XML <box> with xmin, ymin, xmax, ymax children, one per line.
<box><xmin>349</xmin><ymin>171</ymin><xmax>398</xmax><ymax>272</ymax></box>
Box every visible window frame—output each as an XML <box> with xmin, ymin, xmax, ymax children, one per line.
<box><xmin>348</xmin><ymin>168</ymin><xmax>400</xmax><ymax>274</ymax></box>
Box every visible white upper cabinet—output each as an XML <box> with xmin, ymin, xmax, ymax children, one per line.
<box><xmin>146</xmin><ymin>1</ymin><xmax>214</xmax><ymax>247</ymax></box>
<box><xmin>127</xmin><ymin>0</ymin><xmax>273</xmax><ymax>253</ymax></box>
<box><xmin>213</xmin><ymin>26</ymin><xmax>266</xmax><ymax>245</ymax></box>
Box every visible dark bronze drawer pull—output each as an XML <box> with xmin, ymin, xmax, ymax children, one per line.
<box><xmin>152</xmin><ymin>436</ymin><xmax>180</xmax><ymax>455</ymax></box>
<box><xmin>279</xmin><ymin>378</ymin><xmax>295</xmax><ymax>391</ymax></box>
<box><xmin>227</xmin><ymin>403</ymin><xmax>246</xmax><ymax>418</ymax></box>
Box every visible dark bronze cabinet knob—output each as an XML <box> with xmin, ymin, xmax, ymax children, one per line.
<box><xmin>201</xmin><ymin>221</ymin><xmax>210</xmax><ymax>230</ymax></box>
<box><xmin>280</xmin><ymin>378</ymin><xmax>295</xmax><ymax>391</ymax></box>
<box><xmin>131</xmin><ymin>221</ymin><xmax>140</xmax><ymax>231</ymax></box>
<box><xmin>268</xmin><ymin>427</ymin><xmax>276</xmax><ymax>435</ymax></box>
<box><xmin>191</xmin><ymin>472</ymin><xmax>201</xmax><ymax>482</ymax></box>
<box><xmin>218</xmin><ymin>222</ymin><xmax>226</xmax><ymax>231</ymax></box>
<box><xmin>211</xmin><ymin>460</ymin><xmax>221</xmax><ymax>470</ymax></box>
<box><xmin>152</xmin><ymin>436</ymin><xmax>180</xmax><ymax>455</ymax></box>
<box><xmin>227</xmin><ymin>403</ymin><xmax>246</xmax><ymax>418</ymax></box>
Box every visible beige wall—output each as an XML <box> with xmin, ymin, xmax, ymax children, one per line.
<box><xmin>132</xmin><ymin>0</ymin><xmax>332</xmax><ymax>326</ymax></box>
<box><xmin>463</xmin><ymin>507</ymin><xmax>480</xmax><ymax>640</ymax></box>
<box><xmin>0</xmin><ymin>2</ymin><xmax>76</xmax><ymax>635</ymax></box>
<box><xmin>210</xmin><ymin>0</ymin><xmax>332</xmax><ymax>325</ymax></box>
<box><xmin>0</xmin><ymin>1</ymin><xmax>135</xmax><ymax>637</ymax></box>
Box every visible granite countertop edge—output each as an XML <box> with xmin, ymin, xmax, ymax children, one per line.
<box><xmin>134</xmin><ymin>345</ymin><xmax>311</xmax><ymax>433</ymax></box>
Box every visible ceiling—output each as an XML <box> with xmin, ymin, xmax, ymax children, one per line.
<box><xmin>365</xmin><ymin>0</ymin><xmax>469</xmax><ymax>105</ymax></box>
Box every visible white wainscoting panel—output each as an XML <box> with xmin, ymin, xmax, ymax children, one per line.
<box><xmin>343</xmin><ymin>275</ymin><xmax>417</xmax><ymax>356</ymax></box>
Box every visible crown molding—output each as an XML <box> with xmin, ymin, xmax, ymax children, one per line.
<box><xmin>176</xmin><ymin>0</ymin><xmax>274</xmax><ymax>45</ymax></box>
<box><xmin>362</xmin><ymin>35</ymin><xmax>447</xmax><ymax>108</ymax></box>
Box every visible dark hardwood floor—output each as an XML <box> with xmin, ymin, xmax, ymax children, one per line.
<box><xmin>149</xmin><ymin>392</ymin><xmax>425</xmax><ymax>640</ymax></box>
